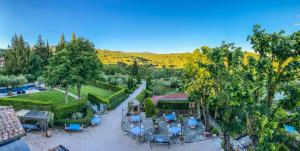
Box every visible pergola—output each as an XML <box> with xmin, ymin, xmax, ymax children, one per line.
<box><xmin>16</xmin><ymin>109</ymin><xmax>49</xmax><ymax>131</ymax></box>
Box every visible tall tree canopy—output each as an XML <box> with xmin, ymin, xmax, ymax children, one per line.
<box><xmin>67</xmin><ymin>34</ymin><xmax>101</xmax><ymax>99</ymax></box>
<box><xmin>33</xmin><ymin>34</ymin><xmax>51</xmax><ymax>67</ymax></box>
<box><xmin>4</xmin><ymin>34</ymin><xmax>31</xmax><ymax>75</ymax></box>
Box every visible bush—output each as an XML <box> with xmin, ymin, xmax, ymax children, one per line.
<box><xmin>144</xmin><ymin>98</ymin><xmax>155</xmax><ymax>117</ymax></box>
<box><xmin>54</xmin><ymin>107</ymin><xmax>93</xmax><ymax>127</ymax></box>
<box><xmin>156</xmin><ymin>100</ymin><xmax>189</xmax><ymax>110</ymax></box>
<box><xmin>52</xmin><ymin>99</ymin><xmax>87</xmax><ymax>119</ymax></box>
<box><xmin>0</xmin><ymin>97</ymin><xmax>88</xmax><ymax>120</ymax></box>
<box><xmin>0</xmin><ymin>98</ymin><xmax>54</xmax><ymax>111</ymax></box>
<box><xmin>91</xmin><ymin>80</ymin><xmax>122</xmax><ymax>92</ymax></box>
<box><xmin>136</xmin><ymin>89</ymin><xmax>152</xmax><ymax>104</ymax></box>
<box><xmin>87</xmin><ymin>86</ymin><xmax>128</xmax><ymax>110</ymax></box>
<box><xmin>88</xmin><ymin>93</ymin><xmax>108</xmax><ymax>104</ymax></box>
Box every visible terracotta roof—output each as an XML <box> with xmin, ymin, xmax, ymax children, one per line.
<box><xmin>0</xmin><ymin>106</ymin><xmax>25</xmax><ymax>144</ymax></box>
<box><xmin>151</xmin><ymin>93</ymin><xmax>188</xmax><ymax>105</ymax></box>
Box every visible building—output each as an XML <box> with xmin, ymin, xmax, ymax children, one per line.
<box><xmin>151</xmin><ymin>93</ymin><xmax>188</xmax><ymax>105</ymax></box>
<box><xmin>0</xmin><ymin>106</ymin><xmax>30</xmax><ymax>151</ymax></box>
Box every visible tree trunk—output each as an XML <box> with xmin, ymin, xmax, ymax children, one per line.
<box><xmin>224</xmin><ymin>131</ymin><xmax>230</xmax><ymax>151</ymax></box>
<box><xmin>77</xmin><ymin>82</ymin><xmax>81</xmax><ymax>100</ymax></box>
<box><xmin>64</xmin><ymin>86</ymin><xmax>69</xmax><ymax>103</ymax></box>
<box><xmin>200</xmin><ymin>97</ymin><xmax>207</xmax><ymax>129</ymax></box>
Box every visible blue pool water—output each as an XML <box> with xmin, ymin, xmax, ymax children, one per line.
<box><xmin>284</xmin><ymin>125</ymin><xmax>297</xmax><ymax>134</ymax></box>
<box><xmin>0</xmin><ymin>84</ymin><xmax>35</xmax><ymax>93</ymax></box>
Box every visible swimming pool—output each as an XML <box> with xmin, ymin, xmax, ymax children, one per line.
<box><xmin>0</xmin><ymin>84</ymin><xmax>35</xmax><ymax>93</ymax></box>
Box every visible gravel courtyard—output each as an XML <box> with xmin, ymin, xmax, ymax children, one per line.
<box><xmin>24</xmin><ymin>82</ymin><xmax>221</xmax><ymax>151</ymax></box>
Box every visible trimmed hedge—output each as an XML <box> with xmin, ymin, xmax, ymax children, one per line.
<box><xmin>88</xmin><ymin>93</ymin><xmax>108</xmax><ymax>104</ymax></box>
<box><xmin>54</xmin><ymin>107</ymin><xmax>93</xmax><ymax>127</ymax></box>
<box><xmin>88</xmin><ymin>81</ymin><xmax>128</xmax><ymax>110</ymax></box>
<box><xmin>91</xmin><ymin>81</ymin><xmax>122</xmax><ymax>92</ymax></box>
<box><xmin>156</xmin><ymin>100</ymin><xmax>189</xmax><ymax>110</ymax></box>
<box><xmin>0</xmin><ymin>97</ymin><xmax>87</xmax><ymax>120</ymax></box>
<box><xmin>53</xmin><ymin>99</ymin><xmax>87</xmax><ymax>119</ymax></box>
<box><xmin>88</xmin><ymin>89</ymin><xmax>128</xmax><ymax>110</ymax></box>
<box><xmin>0</xmin><ymin>98</ymin><xmax>54</xmax><ymax>111</ymax></box>
<box><xmin>144</xmin><ymin>98</ymin><xmax>155</xmax><ymax>117</ymax></box>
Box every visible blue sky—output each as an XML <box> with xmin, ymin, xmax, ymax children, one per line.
<box><xmin>0</xmin><ymin>0</ymin><xmax>300</xmax><ymax>53</ymax></box>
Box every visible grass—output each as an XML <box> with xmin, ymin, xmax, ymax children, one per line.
<box><xmin>13</xmin><ymin>90</ymin><xmax>78</xmax><ymax>105</ymax></box>
<box><xmin>69</xmin><ymin>85</ymin><xmax>114</xmax><ymax>98</ymax></box>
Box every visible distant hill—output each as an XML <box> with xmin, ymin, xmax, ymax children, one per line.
<box><xmin>96</xmin><ymin>49</ymin><xmax>259</xmax><ymax>68</ymax></box>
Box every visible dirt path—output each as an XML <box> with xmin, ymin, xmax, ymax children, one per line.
<box><xmin>24</xmin><ymin>82</ymin><xmax>221</xmax><ymax>151</ymax></box>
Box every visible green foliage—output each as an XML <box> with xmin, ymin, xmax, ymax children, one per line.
<box><xmin>156</xmin><ymin>100</ymin><xmax>189</xmax><ymax>110</ymax></box>
<box><xmin>67</xmin><ymin>36</ymin><xmax>101</xmax><ymax>99</ymax></box>
<box><xmin>127</xmin><ymin>76</ymin><xmax>134</xmax><ymax>89</ymax></box>
<box><xmin>135</xmin><ymin>89</ymin><xmax>152</xmax><ymax>104</ymax></box>
<box><xmin>4</xmin><ymin>34</ymin><xmax>31</xmax><ymax>75</ymax></box>
<box><xmin>130</xmin><ymin>60</ymin><xmax>139</xmax><ymax>77</ymax></box>
<box><xmin>87</xmin><ymin>81</ymin><xmax>128</xmax><ymax>110</ymax></box>
<box><xmin>33</xmin><ymin>34</ymin><xmax>51</xmax><ymax>68</ymax></box>
<box><xmin>91</xmin><ymin>80</ymin><xmax>123</xmax><ymax>92</ymax></box>
<box><xmin>54</xmin><ymin>107</ymin><xmax>93</xmax><ymax>127</ymax></box>
<box><xmin>146</xmin><ymin>76</ymin><xmax>152</xmax><ymax>90</ymax></box>
<box><xmin>144</xmin><ymin>98</ymin><xmax>155</xmax><ymax>117</ymax></box>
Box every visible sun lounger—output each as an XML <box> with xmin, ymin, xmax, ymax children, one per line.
<box><xmin>65</xmin><ymin>123</ymin><xmax>83</xmax><ymax>131</ymax></box>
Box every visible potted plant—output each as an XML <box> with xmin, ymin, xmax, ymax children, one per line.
<box><xmin>211</xmin><ymin>128</ymin><xmax>218</xmax><ymax>137</ymax></box>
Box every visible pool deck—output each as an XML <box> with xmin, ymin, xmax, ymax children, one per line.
<box><xmin>24</xmin><ymin>82</ymin><xmax>221</xmax><ymax>151</ymax></box>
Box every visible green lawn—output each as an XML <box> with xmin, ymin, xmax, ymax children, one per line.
<box><xmin>13</xmin><ymin>90</ymin><xmax>78</xmax><ymax>105</ymax></box>
<box><xmin>70</xmin><ymin>85</ymin><xmax>114</xmax><ymax>98</ymax></box>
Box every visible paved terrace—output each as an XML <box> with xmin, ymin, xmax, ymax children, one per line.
<box><xmin>24</xmin><ymin>82</ymin><xmax>221</xmax><ymax>151</ymax></box>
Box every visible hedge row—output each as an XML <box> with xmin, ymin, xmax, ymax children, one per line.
<box><xmin>0</xmin><ymin>98</ymin><xmax>54</xmax><ymax>111</ymax></box>
<box><xmin>0</xmin><ymin>97</ymin><xmax>87</xmax><ymax>120</ymax></box>
<box><xmin>91</xmin><ymin>81</ymin><xmax>122</xmax><ymax>92</ymax></box>
<box><xmin>88</xmin><ymin>93</ymin><xmax>108</xmax><ymax>104</ymax></box>
<box><xmin>87</xmin><ymin>88</ymin><xmax>128</xmax><ymax>110</ymax></box>
<box><xmin>54</xmin><ymin>107</ymin><xmax>93</xmax><ymax>127</ymax></box>
<box><xmin>156</xmin><ymin>100</ymin><xmax>189</xmax><ymax>110</ymax></box>
<box><xmin>53</xmin><ymin>99</ymin><xmax>87</xmax><ymax>119</ymax></box>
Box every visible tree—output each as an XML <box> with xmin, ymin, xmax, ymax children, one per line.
<box><xmin>248</xmin><ymin>25</ymin><xmax>300</xmax><ymax>108</ymax></box>
<box><xmin>131</xmin><ymin>59</ymin><xmax>139</xmax><ymax>77</ymax></box>
<box><xmin>0</xmin><ymin>75</ymin><xmax>27</xmax><ymax>96</ymax></box>
<box><xmin>127</xmin><ymin>76</ymin><xmax>134</xmax><ymax>89</ymax></box>
<box><xmin>56</xmin><ymin>34</ymin><xmax>66</xmax><ymax>52</ymax></box>
<box><xmin>67</xmin><ymin>36</ymin><xmax>101</xmax><ymax>99</ymax></box>
<box><xmin>146</xmin><ymin>76</ymin><xmax>152</xmax><ymax>90</ymax></box>
<box><xmin>33</xmin><ymin>34</ymin><xmax>51</xmax><ymax>67</ymax></box>
<box><xmin>144</xmin><ymin>98</ymin><xmax>155</xmax><ymax>117</ymax></box>
<box><xmin>44</xmin><ymin>49</ymin><xmax>74</xmax><ymax>103</ymax></box>
<box><xmin>4</xmin><ymin>34</ymin><xmax>31</xmax><ymax>75</ymax></box>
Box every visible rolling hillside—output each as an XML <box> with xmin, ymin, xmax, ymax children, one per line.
<box><xmin>96</xmin><ymin>49</ymin><xmax>259</xmax><ymax>68</ymax></box>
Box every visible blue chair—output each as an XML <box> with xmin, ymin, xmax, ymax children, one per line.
<box><xmin>65</xmin><ymin>123</ymin><xmax>83</xmax><ymax>131</ymax></box>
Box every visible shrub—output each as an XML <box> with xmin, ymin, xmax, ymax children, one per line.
<box><xmin>0</xmin><ymin>98</ymin><xmax>54</xmax><ymax>111</ymax></box>
<box><xmin>88</xmin><ymin>93</ymin><xmax>108</xmax><ymax>104</ymax></box>
<box><xmin>156</xmin><ymin>100</ymin><xmax>189</xmax><ymax>110</ymax></box>
<box><xmin>136</xmin><ymin>89</ymin><xmax>152</xmax><ymax>104</ymax></box>
<box><xmin>54</xmin><ymin>107</ymin><xmax>93</xmax><ymax>127</ymax></box>
<box><xmin>52</xmin><ymin>99</ymin><xmax>87</xmax><ymax>119</ymax></box>
<box><xmin>91</xmin><ymin>80</ymin><xmax>122</xmax><ymax>92</ymax></box>
<box><xmin>144</xmin><ymin>98</ymin><xmax>155</xmax><ymax>117</ymax></box>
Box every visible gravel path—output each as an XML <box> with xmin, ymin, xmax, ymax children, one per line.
<box><xmin>24</xmin><ymin>81</ymin><xmax>221</xmax><ymax>151</ymax></box>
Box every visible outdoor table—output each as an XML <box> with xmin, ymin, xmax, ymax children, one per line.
<box><xmin>165</xmin><ymin>114</ymin><xmax>175</xmax><ymax>121</ymax></box>
<box><xmin>168</xmin><ymin>126</ymin><xmax>181</xmax><ymax>136</ymax></box>
<box><xmin>131</xmin><ymin>115</ymin><xmax>141</xmax><ymax>122</ymax></box>
<box><xmin>187</xmin><ymin>118</ymin><xmax>198</xmax><ymax>128</ymax></box>
<box><xmin>130</xmin><ymin>127</ymin><xmax>144</xmax><ymax>136</ymax></box>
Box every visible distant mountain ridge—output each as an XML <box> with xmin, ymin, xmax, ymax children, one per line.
<box><xmin>96</xmin><ymin>49</ymin><xmax>194</xmax><ymax>68</ymax></box>
<box><xmin>96</xmin><ymin>49</ymin><xmax>259</xmax><ymax>68</ymax></box>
